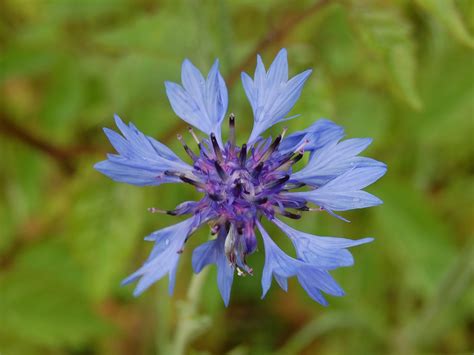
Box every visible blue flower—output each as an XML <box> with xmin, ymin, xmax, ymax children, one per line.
<box><xmin>95</xmin><ymin>49</ymin><xmax>386</xmax><ymax>306</ymax></box>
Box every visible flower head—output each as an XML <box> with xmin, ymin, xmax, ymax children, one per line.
<box><xmin>95</xmin><ymin>49</ymin><xmax>386</xmax><ymax>306</ymax></box>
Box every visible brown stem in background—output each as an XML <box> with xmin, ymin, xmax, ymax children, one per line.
<box><xmin>0</xmin><ymin>113</ymin><xmax>102</xmax><ymax>174</ymax></box>
<box><xmin>0</xmin><ymin>114</ymin><xmax>75</xmax><ymax>173</ymax></box>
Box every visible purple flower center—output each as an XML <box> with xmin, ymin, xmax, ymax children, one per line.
<box><xmin>165</xmin><ymin>115</ymin><xmax>307</xmax><ymax>274</ymax></box>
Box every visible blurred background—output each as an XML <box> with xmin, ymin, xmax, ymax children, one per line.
<box><xmin>1</xmin><ymin>0</ymin><xmax>473</xmax><ymax>354</ymax></box>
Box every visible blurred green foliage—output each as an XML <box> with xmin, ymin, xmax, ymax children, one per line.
<box><xmin>0</xmin><ymin>0</ymin><xmax>473</xmax><ymax>354</ymax></box>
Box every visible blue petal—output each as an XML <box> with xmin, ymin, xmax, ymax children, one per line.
<box><xmin>292</xmin><ymin>137</ymin><xmax>386</xmax><ymax>186</ymax></box>
<box><xmin>297</xmin><ymin>266</ymin><xmax>345</xmax><ymax>305</ymax></box>
<box><xmin>121</xmin><ymin>217</ymin><xmax>198</xmax><ymax>296</ymax></box>
<box><xmin>289</xmin><ymin>166</ymin><xmax>387</xmax><ymax>211</ymax></box>
<box><xmin>273</xmin><ymin>218</ymin><xmax>373</xmax><ymax>269</ymax></box>
<box><xmin>94</xmin><ymin>115</ymin><xmax>192</xmax><ymax>186</ymax></box>
<box><xmin>243</xmin><ymin>48</ymin><xmax>312</xmax><ymax>143</ymax></box>
<box><xmin>257</xmin><ymin>221</ymin><xmax>299</xmax><ymax>298</ymax></box>
<box><xmin>166</xmin><ymin>59</ymin><xmax>228</xmax><ymax>143</ymax></box>
<box><xmin>192</xmin><ymin>231</ymin><xmax>234</xmax><ymax>306</ymax></box>
<box><xmin>279</xmin><ymin>119</ymin><xmax>345</xmax><ymax>154</ymax></box>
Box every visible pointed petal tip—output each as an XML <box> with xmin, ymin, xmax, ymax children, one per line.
<box><xmin>182</xmin><ymin>58</ymin><xmax>193</xmax><ymax>68</ymax></box>
<box><xmin>113</xmin><ymin>114</ymin><xmax>126</xmax><ymax>128</ymax></box>
<box><xmin>363</xmin><ymin>237</ymin><xmax>375</xmax><ymax>244</ymax></box>
<box><xmin>93</xmin><ymin>161</ymin><xmax>104</xmax><ymax>171</ymax></box>
<box><xmin>121</xmin><ymin>275</ymin><xmax>135</xmax><ymax>287</ymax></box>
<box><xmin>299</xmin><ymin>69</ymin><xmax>313</xmax><ymax>79</ymax></box>
<box><xmin>132</xmin><ymin>287</ymin><xmax>145</xmax><ymax>297</ymax></box>
<box><xmin>221</xmin><ymin>293</ymin><xmax>231</xmax><ymax>307</ymax></box>
<box><xmin>164</xmin><ymin>80</ymin><xmax>177</xmax><ymax>90</ymax></box>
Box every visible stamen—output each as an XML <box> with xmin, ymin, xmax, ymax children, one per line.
<box><xmin>277</xmin><ymin>150</ymin><xmax>305</xmax><ymax>171</ymax></box>
<box><xmin>210</xmin><ymin>133</ymin><xmax>223</xmax><ymax>162</ymax></box>
<box><xmin>148</xmin><ymin>207</ymin><xmax>166</xmax><ymax>213</ymax></box>
<box><xmin>147</xmin><ymin>207</ymin><xmax>177</xmax><ymax>216</ymax></box>
<box><xmin>294</xmin><ymin>139</ymin><xmax>310</xmax><ymax>153</ymax></box>
<box><xmin>279</xmin><ymin>210</ymin><xmax>302</xmax><ymax>219</ymax></box>
<box><xmin>214</xmin><ymin>161</ymin><xmax>227</xmax><ymax>181</ymax></box>
<box><xmin>264</xmin><ymin>175</ymin><xmax>290</xmax><ymax>189</ymax></box>
<box><xmin>177</xmin><ymin>134</ymin><xmax>198</xmax><ymax>161</ymax></box>
<box><xmin>236</xmin><ymin>225</ymin><xmax>244</xmax><ymax>235</ymax></box>
<box><xmin>165</xmin><ymin>171</ymin><xmax>206</xmax><ymax>189</ymax></box>
<box><xmin>229</xmin><ymin>113</ymin><xmax>236</xmax><ymax>147</ymax></box>
<box><xmin>308</xmin><ymin>207</ymin><xmax>324</xmax><ymax>212</ymax></box>
<box><xmin>277</xmin><ymin>151</ymin><xmax>295</xmax><ymax>165</ymax></box>
<box><xmin>239</xmin><ymin>144</ymin><xmax>247</xmax><ymax>166</ymax></box>
<box><xmin>254</xmin><ymin>197</ymin><xmax>268</xmax><ymax>204</ymax></box>
<box><xmin>210</xmin><ymin>224</ymin><xmax>220</xmax><ymax>235</ymax></box>
<box><xmin>291</xmin><ymin>152</ymin><xmax>303</xmax><ymax>164</ymax></box>
<box><xmin>259</xmin><ymin>127</ymin><xmax>287</xmax><ymax>162</ymax></box>
<box><xmin>208</xmin><ymin>193</ymin><xmax>224</xmax><ymax>201</ymax></box>
<box><xmin>252</xmin><ymin>161</ymin><xmax>264</xmax><ymax>178</ymax></box>
<box><xmin>282</xmin><ymin>182</ymin><xmax>306</xmax><ymax>190</ymax></box>
<box><xmin>188</xmin><ymin>127</ymin><xmax>201</xmax><ymax>145</ymax></box>
<box><xmin>233</xmin><ymin>180</ymin><xmax>243</xmax><ymax>197</ymax></box>
<box><xmin>179</xmin><ymin>175</ymin><xmax>205</xmax><ymax>188</ymax></box>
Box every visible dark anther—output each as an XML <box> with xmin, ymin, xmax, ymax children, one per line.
<box><xmin>179</xmin><ymin>175</ymin><xmax>204</xmax><ymax>188</ymax></box>
<box><xmin>280</xmin><ymin>210</ymin><xmax>302</xmax><ymax>219</ymax></box>
<box><xmin>269</xmin><ymin>134</ymin><xmax>283</xmax><ymax>152</ymax></box>
<box><xmin>165</xmin><ymin>171</ymin><xmax>205</xmax><ymax>189</ymax></box>
<box><xmin>233</xmin><ymin>180</ymin><xmax>243</xmax><ymax>197</ymax></box>
<box><xmin>255</xmin><ymin>197</ymin><xmax>268</xmax><ymax>204</ymax></box>
<box><xmin>209</xmin><ymin>193</ymin><xmax>223</xmax><ymax>201</ymax></box>
<box><xmin>210</xmin><ymin>133</ymin><xmax>223</xmax><ymax>162</ymax></box>
<box><xmin>259</xmin><ymin>128</ymin><xmax>287</xmax><ymax>162</ymax></box>
<box><xmin>265</xmin><ymin>175</ymin><xmax>290</xmax><ymax>189</ymax></box>
<box><xmin>291</xmin><ymin>152</ymin><xmax>303</xmax><ymax>164</ymax></box>
<box><xmin>252</xmin><ymin>162</ymin><xmax>264</xmax><ymax>177</ymax></box>
<box><xmin>229</xmin><ymin>113</ymin><xmax>236</xmax><ymax>146</ymax></box>
<box><xmin>177</xmin><ymin>134</ymin><xmax>198</xmax><ymax>161</ymax></box>
<box><xmin>277</xmin><ymin>151</ymin><xmax>295</xmax><ymax>166</ymax></box>
<box><xmin>214</xmin><ymin>161</ymin><xmax>227</xmax><ymax>181</ymax></box>
<box><xmin>239</xmin><ymin>144</ymin><xmax>247</xmax><ymax>166</ymax></box>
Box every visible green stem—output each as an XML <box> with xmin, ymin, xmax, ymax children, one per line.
<box><xmin>171</xmin><ymin>262</ymin><xmax>212</xmax><ymax>355</ymax></box>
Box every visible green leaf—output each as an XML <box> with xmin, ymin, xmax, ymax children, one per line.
<box><xmin>374</xmin><ymin>180</ymin><xmax>456</xmax><ymax>296</ymax></box>
<box><xmin>94</xmin><ymin>11</ymin><xmax>197</xmax><ymax>55</ymax></box>
<box><xmin>416</xmin><ymin>0</ymin><xmax>474</xmax><ymax>48</ymax></box>
<box><xmin>65</xmin><ymin>165</ymin><xmax>145</xmax><ymax>301</ymax></box>
<box><xmin>40</xmin><ymin>57</ymin><xmax>85</xmax><ymax>141</ymax></box>
<box><xmin>0</xmin><ymin>241</ymin><xmax>108</xmax><ymax>347</ymax></box>
<box><xmin>0</xmin><ymin>47</ymin><xmax>56</xmax><ymax>82</ymax></box>
<box><xmin>350</xmin><ymin>4</ymin><xmax>422</xmax><ymax>109</ymax></box>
